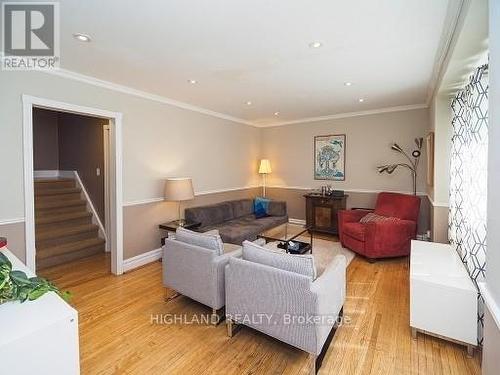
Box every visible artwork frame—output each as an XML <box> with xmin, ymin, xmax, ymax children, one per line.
<box><xmin>314</xmin><ymin>134</ymin><xmax>346</xmax><ymax>181</ymax></box>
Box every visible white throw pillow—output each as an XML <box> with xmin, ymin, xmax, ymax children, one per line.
<box><xmin>242</xmin><ymin>240</ymin><xmax>317</xmax><ymax>279</ymax></box>
<box><xmin>175</xmin><ymin>227</ymin><xmax>224</xmax><ymax>255</ymax></box>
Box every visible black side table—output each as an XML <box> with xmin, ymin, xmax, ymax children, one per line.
<box><xmin>159</xmin><ymin>221</ymin><xmax>201</xmax><ymax>246</ymax></box>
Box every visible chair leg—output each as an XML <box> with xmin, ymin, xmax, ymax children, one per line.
<box><xmin>227</xmin><ymin>318</ymin><xmax>234</xmax><ymax>337</ymax></box>
<box><xmin>211</xmin><ymin>308</ymin><xmax>225</xmax><ymax>326</ymax></box>
<box><xmin>164</xmin><ymin>288</ymin><xmax>180</xmax><ymax>302</ymax></box>
<box><xmin>226</xmin><ymin>318</ymin><xmax>241</xmax><ymax>337</ymax></box>
<box><xmin>367</xmin><ymin>257</ymin><xmax>376</xmax><ymax>264</ymax></box>
<box><xmin>467</xmin><ymin>344</ymin><xmax>474</xmax><ymax>357</ymax></box>
<box><xmin>411</xmin><ymin>327</ymin><xmax>418</xmax><ymax>340</ymax></box>
<box><xmin>308</xmin><ymin>353</ymin><xmax>317</xmax><ymax>375</ymax></box>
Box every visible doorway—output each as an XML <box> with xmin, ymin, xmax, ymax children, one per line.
<box><xmin>22</xmin><ymin>95</ymin><xmax>123</xmax><ymax>275</ymax></box>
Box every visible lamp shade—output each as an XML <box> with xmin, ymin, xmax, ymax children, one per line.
<box><xmin>258</xmin><ymin>159</ymin><xmax>272</xmax><ymax>174</ymax></box>
<box><xmin>164</xmin><ymin>178</ymin><xmax>194</xmax><ymax>201</ymax></box>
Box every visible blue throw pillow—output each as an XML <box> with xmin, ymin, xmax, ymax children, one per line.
<box><xmin>254</xmin><ymin>197</ymin><xmax>271</xmax><ymax>218</ymax></box>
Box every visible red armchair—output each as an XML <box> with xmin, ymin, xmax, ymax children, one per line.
<box><xmin>338</xmin><ymin>192</ymin><xmax>420</xmax><ymax>260</ymax></box>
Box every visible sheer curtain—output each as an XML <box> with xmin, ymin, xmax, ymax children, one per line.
<box><xmin>449</xmin><ymin>64</ymin><xmax>488</xmax><ymax>344</ymax></box>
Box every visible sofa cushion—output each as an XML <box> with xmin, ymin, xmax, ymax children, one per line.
<box><xmin>267</xmin><ymin>200</ymin><xmax>287</xmax><ymax>216</ymax></box>
<box><xmin>175</xmin><ymin>227</ymin><xmax>224</xmax><ymax>255</ymax></box>
<box><xmin>217</xmin><ymin>215</ymin><xmax>288</xmax><ymax>244</ymax></box>
<box><xmin>254</xmin><ymin>197</ymin><xmax>270</xmax><ymax>218</ymax></box>
<box><xmin>185</xmin><ymin>202</ymin><xmax>234</xmax><ymax>227</ymax></box>
<box><xmin>342</xmin><ymin>222</ymin><xmax>366</xmax><ymax>242</ymax></box>
<box><xmin>242</xmin><ymin>240</ymin><xmax>317</xmax><ymax>279</ymax></box>
<box><xmin>230</xmin><ymin>199</ymin><xmax>254</xmax><ymax>218</ymax></box>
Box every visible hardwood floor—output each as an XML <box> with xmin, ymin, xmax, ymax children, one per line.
<box><xmin>39</xmin><ymin>246</ymin><xmax>481</xmax><ymax>375</ymax></box>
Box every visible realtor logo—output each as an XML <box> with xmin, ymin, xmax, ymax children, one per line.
<box><xmin>2</xmin><ymin>2</ymin><xmax>60</xmax><ymax>70</ymax></box>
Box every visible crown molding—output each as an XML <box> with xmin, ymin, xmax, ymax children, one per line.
<box><xmin>36</xmin><ymin>68</ymin><xmax>429</xmax><ymax>129</ymax></box>
<box><xmin>255</xmin><ymin>104</ymin><xmax>428</xmax><ymax>128</ymax></box>
<box><xmin>40</xmin><ymin>68</ymin><xmax>256</xmax><ymax>127</ymax></box>
<box><xmin>426</xmin><ymin>0</ymin><xmax>469</xmax><ymax>105</ymax></box>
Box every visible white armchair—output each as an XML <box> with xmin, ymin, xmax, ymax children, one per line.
<box><xmin>162</xmin><ymin>228</ymin><xmax>265</xmax><ymax>323</ymax></box>
<box><xmin>225</xmin><ymin>240</ymin><xmax>346</xmax><ymax>374</ymax></box>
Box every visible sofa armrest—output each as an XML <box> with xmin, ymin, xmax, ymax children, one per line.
<box><xmin>252</xmin><ymin>238</ymin><xmax>267</xmax><ymax>247</ymax></box>
<box><xmin>211</xmin><ymin>249</ymin><xmax>242</xmax><ymax>309</ymax></box>
<box><xmin>311</xmin><ymin>255</ymin><xmax>347</xmax><ymax>354</ymax></box>
<box><xmin>163</xmin><ymin>239</ymin><xmax>216</xmax><ymax>307</ymax></box>
<box><xmin>268</xmin><ymin>200</ymin><xmax>287</xmax><ymax>216</ymax></box>
<box><xmin>364</xmin><ymin>219</ymin><xmax>417</xmax><ymax>257</ymax></box>
<box><xmin>338</xmin><ymin>209</ymin><xmax>371</xmax><ymax>244</ymax></box>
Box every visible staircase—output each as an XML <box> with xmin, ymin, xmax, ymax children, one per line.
<box><xmin>35</xmin><ymin>178</ymin><xmax>105</xmax><ymax>269</ymax></box>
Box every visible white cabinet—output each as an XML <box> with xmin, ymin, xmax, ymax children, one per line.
<box><xmin>410</xmin><ymin>240</ymin><xmax>477</xmax><ymax>354</ymax></box>
<box><xmin>0</xmin><ymin>248</ymin><xmax>80</xmax><ymax>374</ymax></box>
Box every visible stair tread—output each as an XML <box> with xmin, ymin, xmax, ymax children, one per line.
<box><xmin>37</xmin><ymin>237</ymin><xmax>105</xmax><ymax>258</ymax></box>
<box><xmin>36</xmin><ymin>246</ymin><xmax>104</xmax><ymax>269</ymax></box>
<box><xmin>36</xmin><ymin>199</ymin><xmax>85</xmax><ymax>209</ymax></box>
<box><xmin>36</xmin><ymin>211</ymin><xmax>92</xmax><ymax>224</ymax></box>
<box><xmin>35</xmin><ymin>178</ymin><xmax>75</xmax><ymax>183</ymax></box>
<box><xmin>36</xmin><ymin>223</ymin><xmax>98</xmax><ymax>240</ymax></box>
<box><xmin>35</xmin><ymin>187</ymin><xmax>81</xmax><ymax>196</ymax></box>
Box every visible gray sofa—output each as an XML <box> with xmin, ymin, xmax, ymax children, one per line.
<box><xmin>185</xmin><ymin>199</ymin><xmax>288</xmax><ymax>244</ymax></box>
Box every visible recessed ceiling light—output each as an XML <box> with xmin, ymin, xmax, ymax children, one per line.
<box><xmin>73</xmin><ymin>33</ymin><xmax>91</xmax><ymax>42</ymax></box>
<box><xmin>344</xmin><ymin>82</ymin><xmax>352</xmax><ymax>86</ymax></box>
<box><xmin>246</xmin><ymin>101</ymin><xmax>252</xmax><ymax>105</ymax></box>
<box><xmin>309</xmin><ymin>41</ymin><xmax>323</xmax><ymax>48</ymax></box>
<box><xmin>274</xmin><ymin>112</ymin><xmax>280</xmax><ymax>116</ymax></box>
<box><xmin>188</xmin><ymin>79</ymin><xmax>197</xmax><ymax>84</ymax></box>
<box><xmin>358</xmin><ymin>98</ymin><xmax>365</xmax><ymax>102</ymax></box>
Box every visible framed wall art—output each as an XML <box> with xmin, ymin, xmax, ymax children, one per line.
<box><xmin>314</xmin><ymin>134</ymin><xmax>346</xmax><ymax>180</ymax></box>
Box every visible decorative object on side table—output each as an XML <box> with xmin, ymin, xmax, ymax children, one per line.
<box><xmin>258</xmin><ymin>159</ymin><xmax>272</xmax><ymax>197</ymax></box>
<box><xmin>314</xmin><ymin>134</ymin><xmax>346</xmax><ymax>180</ymax></box>
<box><xmin>377</xmin><ymin>137</ymin><xmax>423</xmax><ymax>195</ymax></box>
<box><xmin>164</xmin><ymin>177</ymin><xmax>195</xmax><ymax>226</ymax></box>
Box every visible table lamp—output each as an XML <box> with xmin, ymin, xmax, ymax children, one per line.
<box><xmin>258</xmin><ymin>159</ymin><xmax>272</xmax><ymax>197</ymax></box>
<box><xmin>164</xmin><ymin>178</ymin><xmax>195</xmax><ymax>226</ymax></box>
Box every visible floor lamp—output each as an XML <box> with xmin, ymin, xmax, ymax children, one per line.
<box><xmin>259</xmin><ymin>159</ymin><xmax>272</xmax><ymax>197</ymax></box>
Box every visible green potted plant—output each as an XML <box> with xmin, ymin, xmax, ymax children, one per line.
<box><xmin>0</xmin><ymin>247</ymin><xmax>70</xmax><ymax>305</ymax></box>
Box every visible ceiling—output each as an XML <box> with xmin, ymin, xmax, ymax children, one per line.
<box><xmin>52</xmin><ymin>0</ymin><xmax>455</xmax><ymax>126</ymax></box>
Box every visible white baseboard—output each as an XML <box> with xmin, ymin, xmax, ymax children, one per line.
<box><xmin>289</xmin><ymin>218</ymin><xmax>306</xmax><ymax>225</ymax></box>
<box><xmin>123</xmin><ymin>248</ymin><xmax>162</xmax><ymax>272</ymax></box>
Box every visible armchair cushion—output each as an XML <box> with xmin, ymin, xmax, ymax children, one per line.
<box><xmin>359</xmin><ymin>212</ymin><xmax>401</xmax><ymax>223</ymax></box>
<box><xmin>175</xmin><ymin>227</ymin><xmax>224</xmax><ymax>255</ymax></box>
<box><xmin>242</xmin><ymin>240</ymin><xmax>317</xmax><ymax>279</ymax></box>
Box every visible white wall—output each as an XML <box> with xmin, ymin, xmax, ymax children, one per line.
<box><xmin>482</xmin><ymin>1</ymin><xmax>500</xmax><ymax>372</ymax></box>
<box><xmin>260</xmin><ymin>108</ymin><xmax>429</xmax><ymax>193</ymax></box>
<box><xmin>0</xmin><ymin>69</ymin><xmax>261</xmax><ymax>222</ymax></box>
